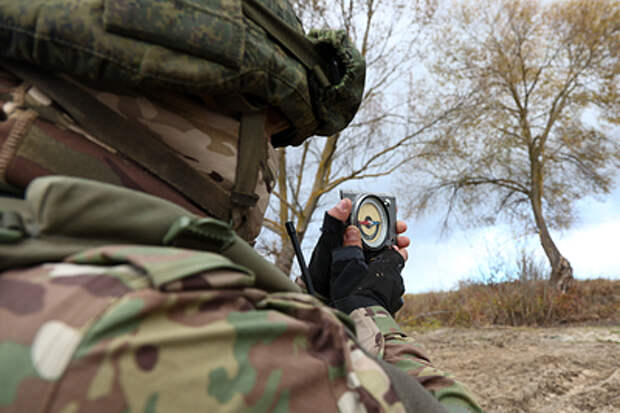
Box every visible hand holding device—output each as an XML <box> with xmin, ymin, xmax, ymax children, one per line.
<box><xmin>339</xmin><ymin>191</ymin><xmax>397</xmax><ymax>251</ymax></box>
<box><xmin>304</xmin><ymin>191</ymin><xmax>408</xmax><ymax>314</ymax></box>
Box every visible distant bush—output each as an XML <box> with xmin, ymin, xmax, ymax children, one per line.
<box><xmin>397</xmin><ymin>278</ymin><xmax>620</xmax><ymax>328</ymax></box>
<box><xmin>396</xmin><ymin>247</ymin><xmax>620</xmax><ymax>328</ymax></box>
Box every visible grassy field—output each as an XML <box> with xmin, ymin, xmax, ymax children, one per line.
<box><xmin>396</xmin><ymin>278</ymin><xmax>620</xmax><ymax>328</ymax></box>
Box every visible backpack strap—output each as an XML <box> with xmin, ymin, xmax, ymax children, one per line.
<box><xmin>232</xmin><ymin>110</ymin><xmax>267</xmax><ymax>209</ymax></box>
<box><xmin>0</xmin><ymin>60</ymin><xmax>267</xmax><ymax>228</ymax></box>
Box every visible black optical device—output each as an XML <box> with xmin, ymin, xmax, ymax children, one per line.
<box><xmin>339</xmin><ymin>191</ymin><xmax>397</xmax><ymax>251</ymax></box>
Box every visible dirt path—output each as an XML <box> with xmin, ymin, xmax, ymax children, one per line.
<box><xmin>407</xmin><ymin>325</ymin><xmax>620</xmax><ymax>412</ymax></box>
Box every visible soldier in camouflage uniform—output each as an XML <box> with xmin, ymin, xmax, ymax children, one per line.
<box><xmin>0</xmin><ymin>71</ymin><xmax>483</xmax><ymax>413</ymax></box>
<box><xmin>0</xmin><ymin>1</ymin><xmax>483</xmax><ymax>412</ymax></box>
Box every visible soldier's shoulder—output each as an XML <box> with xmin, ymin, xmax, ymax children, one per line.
<box><xmin>1</xmin><ymin>249</ymin><xmax>356</xmax><ymax>412</ymax></box>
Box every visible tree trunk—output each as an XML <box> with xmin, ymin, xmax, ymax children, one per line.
<box><xmin>275</xmin><ymin>241</ymin><xmax>296</xmax><ymax>275</ymax></box>
<box><xmin>531</xmin><ymin>201</ymin><xmax>574</xmax><ymax>292</ymax></box>
<box><xmin>275</xmin><ymin>135</ymin><xmax>339</xmax><ymax>275</ymax></box>
<box><xmin>529</xmin><ymin>148</ymin><xmax>574</xmax><ymax>293</ymax></box>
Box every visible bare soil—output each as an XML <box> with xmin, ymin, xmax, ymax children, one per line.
<box><xmin>408</xmin><ymin>325</ymin><xmax>620</xmax><ymax>412</ymax></box>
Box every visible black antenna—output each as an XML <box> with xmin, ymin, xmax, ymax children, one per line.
<box><xmin>285</xmin><ymin>221</ymin><xmax>316</xmax><ymax>296</ymax></box>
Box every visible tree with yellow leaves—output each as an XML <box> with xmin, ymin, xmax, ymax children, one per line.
<box><xmin>408</xmin><ymin>0</ymin><xmax>620</xmax><ymax>291</ymax></box>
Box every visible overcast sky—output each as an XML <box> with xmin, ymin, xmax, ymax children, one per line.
<box><xmin>399</xmin><ymin>181</ymin><xmax>620</xmax><ymax>293</ymax></box>
<box><xmin>275</xmin><ymin>0</ymin><xmax>620</xmax><ymax>294</ymax></box>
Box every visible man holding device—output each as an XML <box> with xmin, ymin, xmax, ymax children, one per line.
<box><xmin>0</xmin><ymin>0</ymin><xmax>482</xmax><ymax>410</ymax></box>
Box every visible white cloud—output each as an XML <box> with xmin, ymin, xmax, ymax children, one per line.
<box><xmin>403</xmin><ymin>185</ymin><xmax>620</xmax><ymax>293</ymax></box>
<box><xmin>558</xmin><ymin>219</ymin><xmax>620</xmax><ymax>279</ymax></box>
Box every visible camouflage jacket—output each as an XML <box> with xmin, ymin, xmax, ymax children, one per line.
<box><xmin>0</xmin><ymin>177</ymin><xmax>483</xmax><ymax>412</ymax></box>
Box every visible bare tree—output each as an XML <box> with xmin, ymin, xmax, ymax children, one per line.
<box><xmin>406</xmin><ymin>0</ymin><xmax>620</xmax><ymax>291</ymax></box>
<box><xmin>256</xmin><ymin>0</ymin><xmax>443</xmax><ymax>274</ymax></box>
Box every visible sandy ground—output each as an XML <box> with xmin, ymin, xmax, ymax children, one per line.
<box><xmin>407</xmin><ymin>325</ymin><xmax>620</xmax><ymax>413</ymax></box>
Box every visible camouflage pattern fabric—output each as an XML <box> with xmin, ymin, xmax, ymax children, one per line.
<box><xmin>0</xmin><ymin>176</ymin><xmax>484</xmax><ymax>412</ymax></box>
<box><xmin>0</xmin><ymin>242</ymin><xmax>464</xmax><ymax>412</ymax></box>
<box><xmin>0</xmin><ymin>58</ymin><xmax>482</xmax><ymax>413</ymax></box>
<box><xmin>350</xmin><ymin>308</ymin><xmax>482</xmax><ymax>411</ymax></box>
<box><xmin>0</xmin><ymin>246</ymin><xmax>482</xmax><ymax>412</ymax></box>
<box><xmin>0</xmin><ymin>0</ymin><xmax>366</xmax><ymax>145</ymax></box>
<box><xmin>306</xmin><ymin>29</ymin><xmax>365</xmax><ymax>137</ymax></box>
<box><xmin>0</xmin><ymin>68</ymin><xmax>276</xmax><ymax>241</ymax></box>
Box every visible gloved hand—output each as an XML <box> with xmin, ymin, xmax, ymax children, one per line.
<box><xmin>330</xmin><ymin>246</ymin><xmax>405</xmax><ymax>315</ymax></box>
<box><xmin>308</xmin><ymin>198</ymin><xmax>410</xmax><ymax>315</ymax></box>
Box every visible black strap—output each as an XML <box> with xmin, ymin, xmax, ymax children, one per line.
<box><xmin>0</xmin><ymin>60</ymin><xmax>232</xmax><ymax>220</ymax></box>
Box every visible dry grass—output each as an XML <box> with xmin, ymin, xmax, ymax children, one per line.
<box><xmin>397</xmin><ymin>278</ymin><xmax>620</xmax><ymax>328</ymax></box>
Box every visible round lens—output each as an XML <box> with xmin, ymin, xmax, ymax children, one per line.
<box><xmin>355</xmin><ymin>196</ymin><xmax>388</xmax><ymax>249</ymax></box>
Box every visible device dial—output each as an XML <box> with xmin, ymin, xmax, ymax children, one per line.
<box><xmin>353</xmin><ymin>195</ymin><xmax>389</xmax><ymax>250</ymax></box>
